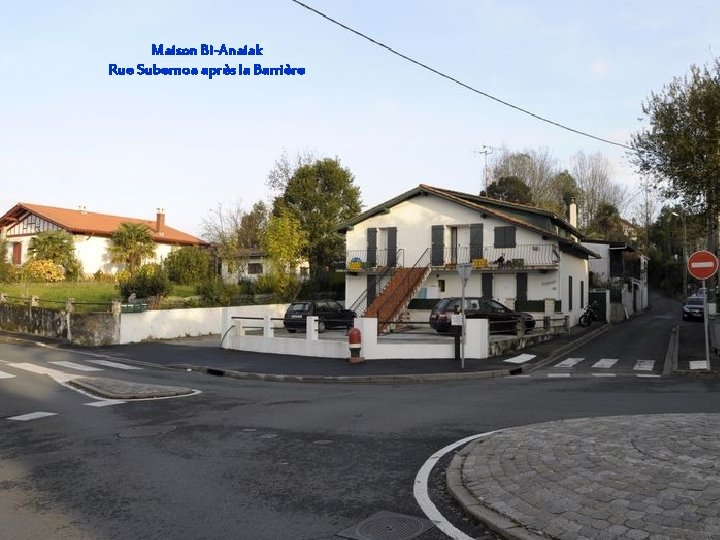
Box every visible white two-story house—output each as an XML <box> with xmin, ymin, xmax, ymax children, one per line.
<box><xmin>337</xmin><ymin>184</ymin><xmax>598</xmax><ymax>329</ymax></box>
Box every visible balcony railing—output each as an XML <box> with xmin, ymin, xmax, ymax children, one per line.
<box><xmin>346</xmin><ymin>244</ymin><xmax>560</xmax><ymax>272</ymax></box>
<box><xmin>346</xmin><ymin>249</ymin><xmax>404</xmax><ymax>271</ymax></box>
<box><xmin>430</xmin><ymin>244</ymin><xmax>560</xmax><ymax>269</ymax></box>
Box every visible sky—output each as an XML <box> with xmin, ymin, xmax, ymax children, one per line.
<box><xmin>2</xmin><ymin>0</ymin><xmax>720</xmax><ymax>238</ymax></box>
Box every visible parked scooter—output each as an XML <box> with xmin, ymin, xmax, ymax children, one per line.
<box><xmin>578</xmin><ymin>301</ymin><xmax>599</xmax><ymax>327</ymax></box>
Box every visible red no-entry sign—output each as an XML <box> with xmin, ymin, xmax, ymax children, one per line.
<box><xmin>688</xmin><ymin>250</ymin><xmax>719</xmax><ymax>280</ymax></box>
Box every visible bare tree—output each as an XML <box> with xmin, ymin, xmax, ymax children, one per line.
<box><xmin>571</xmin><ymin>151</ymin><xmax>628</xmax><ymax>229</ymax></box>
<box><xmin>489</xmin><ymin>147</ymin><xmax>561</xmax><ymax>210</ymax></box>
<box><xmin>266</xmin><ymin>150</ymin><xmax>316</xmax><ymax>194</ymax></box>
<box><xmin>201</xmin><ymin>200</ymin><xmax>269</xmax><ymax>279</ymax></box>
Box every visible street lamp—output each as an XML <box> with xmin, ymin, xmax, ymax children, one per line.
<box><xmin>672</xmin><ymin>211</ymin><xmax>688</xmax><ymax>296</ymax></box>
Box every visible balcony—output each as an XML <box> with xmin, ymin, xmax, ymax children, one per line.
<box><xmin>430</xmin><ymin>244</ymin><xmax>560</xmax><ymax>270</ymax></box>
<box><xmin>345</xmin><ymin>249</ymin><xmax>405</xmax><ymax>272</ymax></box>
<box><xmin>345</xmin><ymin>244</ymin><xmax>560</xmax><ymax>273</ymax></box>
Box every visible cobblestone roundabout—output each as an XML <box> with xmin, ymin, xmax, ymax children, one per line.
<box><xmin>453</xmin><ymin>414</ymin><xmax>720</xmax><ymax>540</ymax></box>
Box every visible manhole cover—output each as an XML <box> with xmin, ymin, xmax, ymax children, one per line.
<box><xmin>118</xmin><ymin>425</ymin><xmax>177</xmax><ymax>438</ymax></box>
<box><xmin>336</xmin><ymin>511</ymin><xmax>434</xmax><ymax>540</ymax></box>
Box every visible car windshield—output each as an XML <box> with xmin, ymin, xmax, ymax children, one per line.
<box><xmin>486</xmin><ymin>300</ymin><xmax>510</xmax><ymax>313</ymax></box>
<box><xmin>289</xmin><ymin>303</ymin><xmax>310</xmax><ymax>312</ymax></box>
<box><xmin>687</xmin><ymin>298</ymin><xmax>704</xmax><ymax>306</ymax></box>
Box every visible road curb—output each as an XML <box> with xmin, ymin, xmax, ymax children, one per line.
<box><xmin>170</xmin><ymin>364</ymin><xmax>516</xmax><ymax>383</ymax></box>
<box><xmin>662</xmin><ymin>325</ymin><xmax>679</xmax><ymax>377</ymax></box>
<box><xmin>69</xmin><ymin>377</ymin><xmax>195</xmax><ymax>399</ymax></box>
<box><xmin>446</xmin><ymin>439</ymin><xmax>544</xmax><ymax>540</ymax></box>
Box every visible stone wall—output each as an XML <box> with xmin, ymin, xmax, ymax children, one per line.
<box><xmin>0</xmin><ymin>302</ymin><xmax>118</xmax><ymax>346</ymax></box>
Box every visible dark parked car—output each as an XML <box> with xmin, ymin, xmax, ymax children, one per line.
<box><xmin>283</xmin><ymin>300</ymin><xmax>356</xmax><ymax>333</ymax></box>
<box><xmin>682</xmin><ymin>296</ymin><xmax>705</xmax><ymax>321</ymax></box>
<box><xmin>429</xmin><ymin>297</ymin><xmax>536</xmax><ymax>334</ymax></box>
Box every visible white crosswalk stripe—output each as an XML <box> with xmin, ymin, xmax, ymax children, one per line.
<box><xmin>0</xmin><ymin>370</ymin><xmax>17</xmax><ymax>379</ymax></box>
<box><xmin>592</xmin><ymin>358</ymin><xmax>619</xmax><ymax>369</ymax></box>
<box><xmin>85</xmin><ymin>400</ymin><xmax>126</xmax><ymax>407</ymax></box>
<box><xmin>86</xmin><ymin>359</ymin><xmax>141</xmax><ymax>370</ymax></box>
<box><xmin>49</xmin><ymin>361</ymin><xmax>103</xmax><ymax>372</ymax></box>
<box><xmin>592</xmin><ymin>373</ymin><xmax>617</xmax><ymax>378</ymax></box>
<box><xmin>548</xmin><ymin>373</ymin><xmax>571</xmax><ymax>378</ymax></box>
<box><xmin>504</xmin><ymin>354</ymin><xmax>536</xmax><ymax>364</ymax></box>
<box><xmin>633</xmin><ymin>360</ymin><xmax>656</xmax><ymax>371</ymax></box>
<box><xmin>554</xmin><ymin>357</ymin><xmax>584</xmax><ymax>368</ymax></box>
<box><xmin>7</xmin><ymin>411</ymin><xmax>57</xmax><ymax>421</ymax></box>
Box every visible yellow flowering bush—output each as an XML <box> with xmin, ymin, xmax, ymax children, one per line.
<box><xmin>23</xmin><ymin>259</ymin><xmax>66</xmax><ymax>283</ymax></box>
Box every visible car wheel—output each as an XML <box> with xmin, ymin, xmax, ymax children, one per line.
<box><xmin>318</xmin><ymin>321</ymin><xmax>326</xmax><ymax>333</ymax></box>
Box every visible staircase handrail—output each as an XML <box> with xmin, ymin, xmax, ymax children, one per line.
<box><xmin>348</xmin><ymin>249</ymin><xmax>405</xmax><ymax>314</ymax></box>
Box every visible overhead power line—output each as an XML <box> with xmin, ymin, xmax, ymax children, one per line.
<box><xmin>291</xmin><ymin>0</ymin><xmax>635</xmax><ymax>151</ymax></box>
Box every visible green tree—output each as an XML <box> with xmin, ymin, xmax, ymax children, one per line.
<box><xmin>118</xmin><ymin>263</ymin><xmax>171</xmax><ymax>306</ymax></box>
<box><xmin>548</xmin><ymin>170</ymin><xmax>581</xmax><ymax>216</ymax></box>
<box><xmin>586</xmin><ymin>202</ymin><xmax>625</xmax><ymax>241</ymax></box>
<box><xmin>164</xmin><ymin>247</ymin><xmax>211</xmax><ymax>285</ymax></box>
<box><xmin>28</xmin><ymin>230</ymin><xmax>82</xmax><ymax>280</ymax></box>
<box><xmin>260</xmin><ymin>211</ymin><xmax>308</xmax><ymax>273</ymax></box>
<box><xmin>109</xmin><ymin>222</ymin><xmax>156</xmax><ymax>275</ymax></box>
<box><xmin>273</xmin><ymin>157</ymin><xmax>362</xmax><ymax>276</ymax></box>
<box><xmin>632</xmin><ymin>59</ymin><xmax>720</xmax><ymax>257</ymax></box>
<box><xmin>482</xmin><ymin>175</ymin><xmax>533</xmax><ymax>204</ymax></box>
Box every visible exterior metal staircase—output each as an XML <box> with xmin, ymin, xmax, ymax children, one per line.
<box><xmin>365</xmin><ymin>250</ymin><xmax>431</xmax><ymax>333</ymax></box>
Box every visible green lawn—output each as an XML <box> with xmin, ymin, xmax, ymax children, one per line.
<box><xmin>0</xmin><ymin>282</ymin><xmax>199</xmax><ymax>312</ymax></box>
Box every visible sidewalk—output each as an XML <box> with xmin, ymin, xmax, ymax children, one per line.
<box><xmin>675</xmin><ymin>319</ymin><xmax>720</xmax><ymax>375</ymax></box>
<box><xmin>448</xmin><ymin>414</ymin><xmax>720</xmax><ymax>540</ymax></box>
<box><xmin>86</xmin><ymin>323</ymin><xmax>610</xmax><ymax>384</ymax></box>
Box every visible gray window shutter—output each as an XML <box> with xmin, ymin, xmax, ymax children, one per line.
<box><xmin>387</xmin><ymin>227</ymin><xmax>397</xmax><ymax>267</ymax></box>
<box><xmin>431</xmin><ymin>225</ymin><xmax>444</xmax><ymax>265</ymax></box>
<box><xmin>516</xmin><ymin>273</ymin><xmax>528</xmax><ymax>302</ymax></box>
<box><xmin>470</xmin><ymin>223</ymin><xmax>483</xmax><ymax>260</ymax></box>
<box><xmin>367</xmin><ymin>228</ymin><xmax>377</xmax><ymax>267</ymax></box>
<box><xmin>482</xmin><ymin>273</ymin><xmax>493</xmax><ymax>299</ymax></box>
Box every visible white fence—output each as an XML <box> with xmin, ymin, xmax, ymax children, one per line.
<box><xmin>221</xmin><ymin>316</ymin><xmax>490</xmax><ymax>360</ymax></box>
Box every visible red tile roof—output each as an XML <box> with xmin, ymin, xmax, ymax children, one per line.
<box><xmin>0</xmin><ymin>203</ymin><xmax>208</xmax><ymax>246</ymax></box>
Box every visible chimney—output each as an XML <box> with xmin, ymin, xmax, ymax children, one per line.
<box><xmin>78</xmin><ymin>205</ymin><xmax>87</xmax><ymax>214</ymax></box>
<box><xmin>568</xmin><ymin>198</ymin><xmax>578</xmax><ymax>228</ymax></box>
<box><xmin>156</xmin><ymin>208</ymin><xmax>165</xmax><ymax>233</ymax></box>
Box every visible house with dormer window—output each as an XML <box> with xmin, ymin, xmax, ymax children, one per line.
<box><xmin>337</xmin><ymin>184</ymin><xmax>599</xmax><ymax>329</ymax></box>
<box><xmin>0</xmin><ymin>202</ymin><xmax>208</xmax><ymax>274</ymax></box>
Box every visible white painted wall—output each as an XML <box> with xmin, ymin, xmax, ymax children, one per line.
<box><xmin>559</xmin><ymin>252</ymin><xmax>589</xmax><ymax>326</ymax></box>
<box><xmin>222</xmin><ymin>317</ymin><xmax>490</xmax><ymax>360</ymax></box>
<box><xmin>120</xmin><ymin>303</ymin><xmax>289</xmax><ymax>344</ymax></box>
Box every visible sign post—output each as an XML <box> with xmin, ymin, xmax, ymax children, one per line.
<box><xmin>457</xmin><ymin>263</ymin><xmax>473</xmax><ymax>369</ymax></box>
<box><xmin>687</xmin><ymin>250</ymin><xmax>719</xmax><ymax>368</ymax></box>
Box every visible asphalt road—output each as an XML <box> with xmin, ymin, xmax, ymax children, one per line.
<box><xmin>2</xmin><ymin>293</ymin><xmax>720</xmax><ymax>540</ymax></box>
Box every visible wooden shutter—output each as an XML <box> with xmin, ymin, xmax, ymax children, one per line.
<box><xmin>387</xmin><ymin>227</ymin><xmax>397</xmax><ymax>267</ymax></box>
<box><xmin>470</xmin><ymin>223</ymin><xmax>483</xmax><ymax>260</ymax></box>
<box><xmin>516</xmin><ymin>273</ymin><xmax>528</xmax><ymax>302</ymax></box>
<box><xmin>482</xmin><ymin>273</ymin><xmax>493</xmax><ymax>299</ymax></box>
<box><xmin>431</xmin><ymin>225</ymin><xmax>444</xmax><ymax>266</ymax></box>
<box><xmin>367</xmin><ymin>228</ymin><xmax>377</xmax><ymax>267</ymax></box>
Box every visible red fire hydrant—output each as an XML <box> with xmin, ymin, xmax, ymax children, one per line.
<box><xmin>347</xmin><ymin>327</ymin><xmax>364</xmax><ymax>364</ymax></box>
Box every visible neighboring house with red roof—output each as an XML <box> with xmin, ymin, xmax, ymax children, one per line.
<box><xmin>0</xmin><ymin>203</ymin><xmax>208</xmax><ymax>275</ymax></box>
